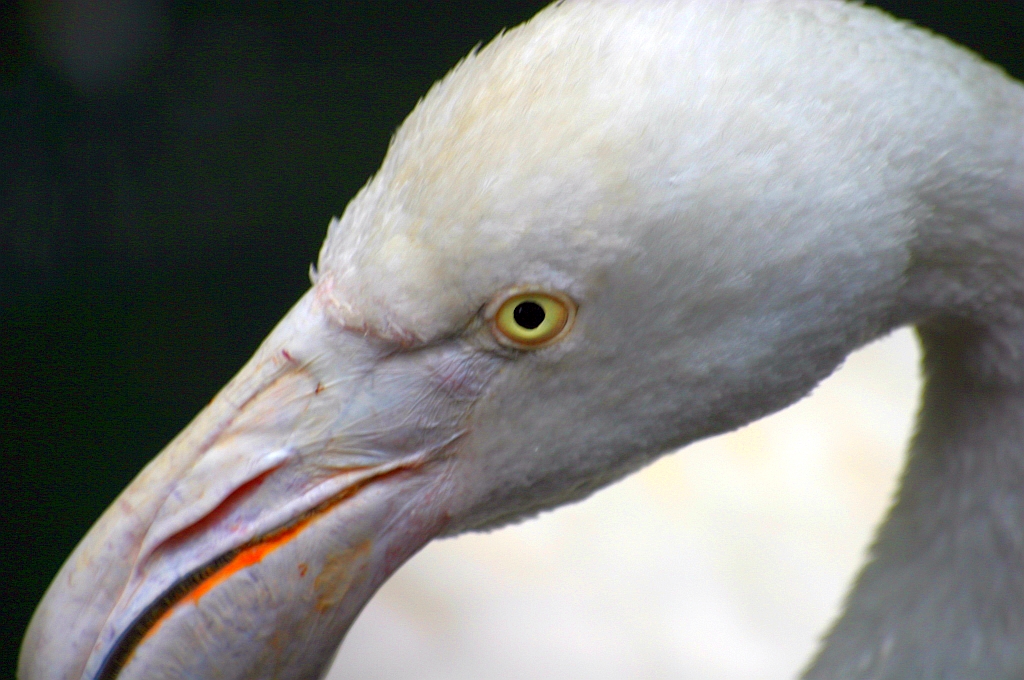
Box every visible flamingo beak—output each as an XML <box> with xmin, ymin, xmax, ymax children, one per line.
<box><xmin>19</xmin><ymin>285</ymin><xmax>496</xmax><ymax>680</ymax></box>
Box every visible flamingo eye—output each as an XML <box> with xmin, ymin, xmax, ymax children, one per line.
<box><xmin>488</xmin><ymin>290</ymin><xmax>576</xmax><ymax>349</ymax></box>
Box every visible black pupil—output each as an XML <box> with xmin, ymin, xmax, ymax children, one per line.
<box><xmin>513</xmin><ymin>301</ymin><xmax>546</xmax><ymax>330</ymax></box>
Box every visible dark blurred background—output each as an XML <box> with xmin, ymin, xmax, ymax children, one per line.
<box><xmin>1</xmin><ymin>1</ymin><xmax>1021</xmax><ymax>676</ymax></box>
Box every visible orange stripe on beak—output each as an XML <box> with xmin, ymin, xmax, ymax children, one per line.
<box><xmin>139</xmin><ymin>514</ymin><xmax>315</xmax><ymax>647</ymax></box>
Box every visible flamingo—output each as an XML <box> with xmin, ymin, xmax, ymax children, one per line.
<box><xmin>20</xmin><ymin>1</ymin><xmax>1024</xmax><ymax>678</ymax></box>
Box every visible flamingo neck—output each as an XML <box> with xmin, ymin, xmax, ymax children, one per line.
<box><xmin>806</xmin><ymin>318</ymin><xmax>1024</xmax><ymax>678</ymax></box>
<box><xmin>805</xmin><ymin>98</ymin><xmax>1024</xmax><ymax>678</ymax></box>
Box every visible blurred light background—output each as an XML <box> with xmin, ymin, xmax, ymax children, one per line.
<box><xmin>2</xmin><ymin>2</ymin><xmax>1022</xmax><ymax>678</ymax></box>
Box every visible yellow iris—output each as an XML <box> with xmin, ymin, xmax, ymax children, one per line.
<box><xmin>490</xmin><ymin>290</ymin><xmax>575</xmax><ymax>348</ymax></box>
